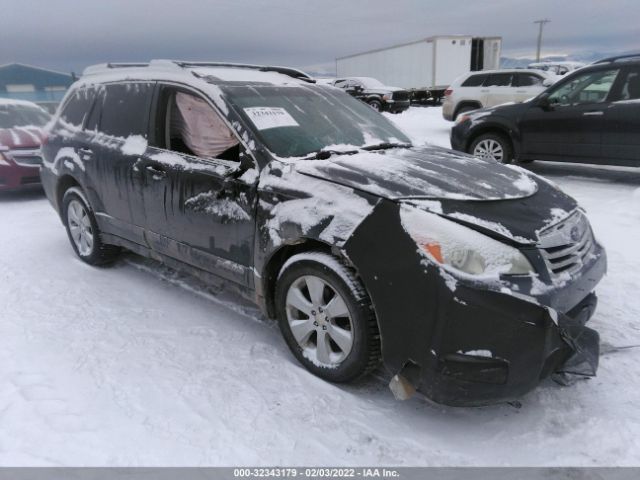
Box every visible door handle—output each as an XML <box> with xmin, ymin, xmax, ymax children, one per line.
<box><xmin>145</xmin><ymin>165</ymin><xmax>167</xmax><ymax>178</ymax></box>
<box><xmin>78</xmin><ymin>147</ymin><xmax>94</xmax><ymax>159</ymax></box>
<box><xmin>583</xmin><ymin>111</ymin><xmax>604</xmax><ymax>116</ymax></box>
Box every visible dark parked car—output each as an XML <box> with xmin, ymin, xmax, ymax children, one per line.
<box><xmin>0</xmin><ymin>99</ymin><xmax>50</xmax><ymax>191</ymax></box>
<box><xmin>41</xmin><ymin>61</ymin><xmax>605</xmax><ymax>406</ymax></box>
<box><xmin>451</xmin><ymin>54</ymin><xmax>640</xmax><ymax>166</ymax></box>
<box><xmin>332</xmin><ymin>77</ymin><xmax>410</xmax><ymax>113</ymax></box>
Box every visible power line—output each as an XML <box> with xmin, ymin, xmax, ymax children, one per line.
<box><xmin>534</xmin><ymin>18</ymin><xmax>551</xmax><ymax>62</ymax></box>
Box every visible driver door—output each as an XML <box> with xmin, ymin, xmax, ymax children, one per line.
<box><xmin>518</xmin><ymin>68</ymin><xmax>620</xmax><ymax>161</ymax></box>
<box><xmin>138</xmin><ymin>84</ymin><xmax>258</xmax><ymax>287</ymax></box>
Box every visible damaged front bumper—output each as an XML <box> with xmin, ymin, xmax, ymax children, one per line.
<box><xmin>395</xmin><ymin>286</ymin><xmax>601</xmax><ymax>406</ymax></box>
<box><xmin>344</xmin><ymin>200</ymin><xmax>607</xmax><ymax>407</ymax></box>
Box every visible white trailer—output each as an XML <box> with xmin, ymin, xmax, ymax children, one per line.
<box><xmin>336</xmin><ymin>35</ymin><xmax>502</xmax><ymax>103</ymax></box>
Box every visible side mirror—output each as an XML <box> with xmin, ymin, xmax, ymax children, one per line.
<box><xmin>542</xmin><ymin>78</ymin><xmax>555</xmax><ymax>87</ymax></box>
<box><xmin>535</xmin><ymin>93</ymin><xmax>553</xmax><ymax>111</ymax></box>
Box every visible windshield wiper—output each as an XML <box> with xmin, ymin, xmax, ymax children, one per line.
<box><xmin>361</xmin><ymin>142</ymin><xmax>412</xmax><ymax>151</ymax></box>
<box><xmin>304</xmin><ymin>149</ymin><xmax>359</xmax><ymax>160</ymax></box>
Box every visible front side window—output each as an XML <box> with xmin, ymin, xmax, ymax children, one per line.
<box><xmin>548</xmin><ymin>69</ymin><xmax>619</xmax><ymax>106</ymax></box>
<box><xmin>224</xmin><ymin>85</ymin><xmax>411</xmax><ymax>158</ymax></box>
<box><xmin>0</xmin><ymin>103</ymin><xmax>50</xmax><ymax>128</ymax></box>
<box><xmin>152</xmin><ymin>87</ymin><xmax>240</xmax><ymax>162</ymax></box>
<box><xmin>483</xmin><ymin>73</ymin><xmax>513</xmax><ymax>87</ymax></box>
<box><xmin>94</xmin><ymin>83</ymin><xmax>153</xmax><ymax>137</ymax></box>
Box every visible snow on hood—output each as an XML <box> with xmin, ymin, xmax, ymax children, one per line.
<box><xmin>0</xmin><ymin>125</ymin><xmax>45</xmax><ymax>149</ymax></box>
<box><xmin>295</xmin><ymin>146</ymin><xmax>538</xmax><ymax>201</ymax></box>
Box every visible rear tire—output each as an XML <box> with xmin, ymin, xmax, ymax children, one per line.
<box><xmin>275</xmin><ymin>252</ymin><xmax>381</xmax><ymax>383</ymax></box>
<box><xmin>62</xmin><ymin>187</ymin><xmax>119</xmax><ymax>265</ymax></box>
<box><xmin>469</xmin><ymin>133</ymin><xmax>514</xmax><ymax>164</ymax></box>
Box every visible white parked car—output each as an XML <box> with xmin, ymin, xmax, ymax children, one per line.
<box><xmin>528</xmin><ymin>61</ymin><xmax>585</xmax><ymax>76</ymax></box>
<box><xmin>442</xmin><ymin>69</ymin><xmax>555</xmax><ymax>121</ymax></box>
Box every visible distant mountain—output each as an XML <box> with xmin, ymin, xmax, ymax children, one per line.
<box><xmin>501</xmin><ymin>50</ymin><xmax>639</xmax><ymax>68</ymax></box>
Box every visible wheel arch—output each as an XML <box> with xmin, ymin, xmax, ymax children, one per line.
<box><xmin>55</xmin><ymin>174</ymin><xmax>82</xmax><ymax>215</ymax></box>
<box><xmin>260</xmin><ymin>238</ymin><xmax>334</xmax><ymax>319</ymax></box>
<box><xmin>466</xmin><ymin>124</ymin><xmax>518</xmax><ymax>157</ymax></box>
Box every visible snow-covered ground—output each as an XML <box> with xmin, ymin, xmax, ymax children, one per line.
<box><xmin>1</xmin><ymin>106</ymin><xmax>639</xmax><ymax>466</ymax></box>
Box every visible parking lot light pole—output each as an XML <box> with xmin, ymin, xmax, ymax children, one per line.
<box><xmin>534</xmin><ymin>18</ymin><xmax>551</xmax><ymax>62</ymax></box>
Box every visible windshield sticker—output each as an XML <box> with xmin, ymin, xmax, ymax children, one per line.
<box><xmin>243</xmin><ymin>107</ymin><xmax>299</xmax><ymax>130</ymax></box>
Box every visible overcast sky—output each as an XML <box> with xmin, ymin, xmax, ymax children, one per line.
<box><xmin>1</xmin><ymin>0</ymin><xmax>639</xmax><ymax>74</ymax></box>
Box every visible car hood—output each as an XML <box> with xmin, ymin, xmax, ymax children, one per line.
<box><xmin>364</xmin><ymin>86</ymin><xmax>405</xmax><ymax>94</ymax></box>
<box><xmin>0</xmin><ymin>126</ymin><xmax>45</xmax><ymax>149</ymax></box>
<box><xmin>466</xmin><ymin>101</ymin><xmax>531</xmax><ymax>123</ymax></box>
<box><xmin>295</xmin><ymin>146</ymin><xmax>538</xmax><ymax>202</ymax></box>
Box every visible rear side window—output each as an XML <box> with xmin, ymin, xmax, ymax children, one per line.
<box><xmin>59</xmin><ymin>88</ymin><xmax>95</xmax><ymax>128</ymax></box>
<box><xmin>93</xmin><ymin>83</ymin><xmax>153</xmax><ymax>138</ymax></box>
<box><xmin>515</xmin><ymin>74</ymin><xmax>543</xmax><ymax>87</ymax></box>
<box><xmin>483</xmin><ymin>73</ymin><xmax>513</xmax><ymax>87</ymax></box>
<box><xmin>461</xmin><ymin>74</ymin><xmax>487</xmax><ymax>87</ymax></box>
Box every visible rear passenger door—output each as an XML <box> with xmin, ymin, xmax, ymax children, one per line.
<box><xmin>602</xmin><ymin>66</ymin><xmax>640</xmax><ymax>165</ymax></box>
<box><xmin>482</xmin><ymin>73</ymin><xmax>515</xmax><ymax>107</ymax></box>
<box><xmin>136</xmin><ymin>84</ymin><xmax>257</xmax><ymax>287</ymax></box>
<box><xmin>84</xmin><ymin>82</ymin><xmax>154</xmax><ymax>245</ymax></box>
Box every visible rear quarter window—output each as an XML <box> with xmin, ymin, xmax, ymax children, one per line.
<box><xmin>515</xmin><ymin>74</ymin><xmax>543</xmax><ymax>87</ymax></box>
<box><xmin>461</xmin><ymin>74</ymin><xmax>487</xmax><ymax>87</ymax></box>
<box><xmin>59</xmin><ymin>88</ymin><xmax>96</xmax><ymax>128</ymax></box>
<box><xmin>93</xmin><ymin>82</ymin><xmax>154</xmax><ymax>138</ymax></box>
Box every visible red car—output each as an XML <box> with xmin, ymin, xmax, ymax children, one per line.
<box><xmin>0</xmin><ymin>99</ymin><xmax>50</xmax><ymax>191</ymax></box>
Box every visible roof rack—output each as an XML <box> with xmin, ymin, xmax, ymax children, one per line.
<box><xmin>175</xmin><ymin>61</ymin><xmax>316</xmax><ymax>83</ymax></box>
<box><xmin>593</xmin><ymin>53</ymin><xmax>640</xmax><ymax>64</ymax></box>
<box><xmin>82</xmin><ymin>60</ymin><xmax>316</xmax><ymax>83</ymax></box>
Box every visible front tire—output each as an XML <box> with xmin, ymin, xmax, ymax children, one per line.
<box><xmin>469</xmin><ymin>133</ymin><xmax>514</xmax><ymax>164</ymax></box>
<box><xmin>275</xmin><ymin>252</ymin><xmax>381</xmax><ymax>383</ymax></box>
<box><xmin>62</xmin><ymin>187</ymin><xmax>119</xmax><ymax>265</ymax></box>
<box><xmin>368</xmin><ymin>99</ymin><xmax>382</xmax><ymax>112</ymax></box>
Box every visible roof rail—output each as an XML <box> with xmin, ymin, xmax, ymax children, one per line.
<box><xmin>593</xmin><ymin>53</ymin><xmax>640</xmax><ymax>64</ymax></box>
<box><xmin>83</xmin><ymin>62</ymin><xmax>151</xmax><ymax>76</ymax></box>
<box><xmin>174</xmin><ymin>61</ymin><xmax>316</xmax><ymax>83</ymax></box>
<box><xmin>82</xmin><ymin>60</ymin><xmax>316</xmax><ymax>83</ymax></box>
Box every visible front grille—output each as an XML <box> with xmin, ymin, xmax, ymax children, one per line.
<box><xmin>392</xmin><ymin>91</ymin><xmax>410</xmax><ymax>102</ymax></box>
<box><xmin>538</xmin><ymin>211</ymin><xmax>594</xmax><ymax>276</ymax></box>
<box><xmin>8</xmin><ymin>149</ymin><xmax>42</xmax><ymax>167</ymax></box>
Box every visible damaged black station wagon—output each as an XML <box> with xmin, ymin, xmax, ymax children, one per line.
<box><xmin>41</xmin><ymin>61</ymin><xmax>606</xmax><ymax>406</ymax></box>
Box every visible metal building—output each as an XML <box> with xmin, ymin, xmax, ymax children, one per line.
<box><xmin>0</xmin><ymin>63</ymin><xmax>74</xmax><ymax>112</ymax></box>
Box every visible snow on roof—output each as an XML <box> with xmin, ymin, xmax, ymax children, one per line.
<box><xmin>192</xmin><ymin>67</ymin><xmax>305</xmax><ymax>85</ymax></box>
<box><xmin>80</xmin><ymin>60</ymin><xmax>312</xmax><ymax>87</ymax></box>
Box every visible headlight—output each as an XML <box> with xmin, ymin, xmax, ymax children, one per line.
<box><xmin>455</xmin><ymin>114</ymin><xmax>471</xmax><ymax>125</ymax></box>
<box><xmin>0</xmin><ymin>151</ymin><xmax>11</xmax><ymax>166</ymax></box>
<box><xmin>382</xmin><ymin>93</ymin><xmax>392</xmax><ymax>101</ymax></box>
<box><xmin>400</xmin><ymin>205</ymin><xmax>534</xmax><ymax>277</ymax></box>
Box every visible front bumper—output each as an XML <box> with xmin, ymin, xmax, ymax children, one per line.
<box><xmin>384</xmin><ymin>99</ymin><xmax>411</xmax><ymax>113</ymax></box>
<box><xmin>344</xmin><ymin>199</ymin><xmax>606</xmax><ymax>406</ymax></box>
<box><xmin>0</xmin><ymin>164</ymin><xmax>41</xmax><ymax>191</ymax></box>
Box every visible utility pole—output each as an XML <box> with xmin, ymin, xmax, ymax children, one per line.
<box><xmin>534</xmin><ymin>19</ymin><xmax>551</xmax><ymax>62</ymax></box>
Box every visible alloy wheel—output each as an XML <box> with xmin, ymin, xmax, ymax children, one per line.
<box><xmin>285</xmin><ymin>275</ymin><xmax>354</xmax><ymax>367</ymax></box>
<box><xmin>67</xmin><ymin>199</ymin><xmax>94</xmax><ymax>256</ymax></box>
<box><xmin>473</xmin><ymin>138</ymin><xmax>504</xmax><ymax>162</ymax></box>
